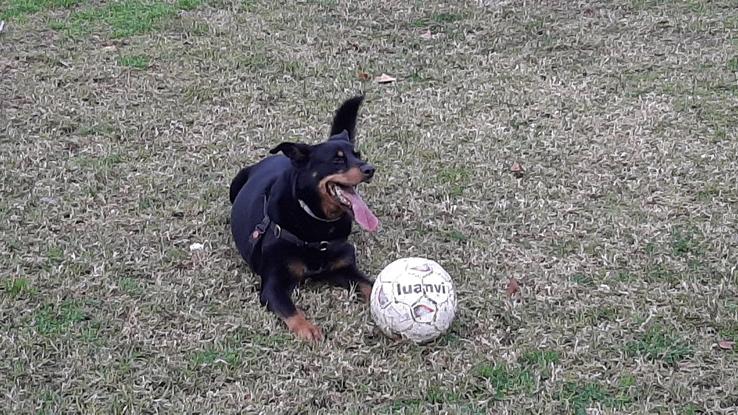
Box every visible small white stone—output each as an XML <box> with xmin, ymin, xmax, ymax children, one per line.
<box><xmin>189</xmin><ymin>243</ymin><xmax>205</xmax><ymax>251</ymax></box>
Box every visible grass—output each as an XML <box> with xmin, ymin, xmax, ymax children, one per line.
<box><xmin>3</xmin><ymin>277</ymin><xmax>34</xmax><ymax>297</ymax></box>
<box><xmin>119</xmin><ymin>277</ymin><xmax>142</xmax><ymax>295</ymax></box>
<box><xmin>190</xmin><ymin>347</ymin><xmax>241</xmax><ymax>368</ymax></box>
<box><xmin>52</xmin><ymin>0</ymin><xmax>204</xmax><ymax>38</ymax></box>
<box><xmin>475</xmin><ymin>363</ymin><xmax>535</xmax><ymax>399</ymax></box>
<box><xmin>1</xmin><ymin>0</ymin><xmax>737</xmax><ymax>413</ymax></box>
<box><xmin>559</xmin><ymin>381</ymin><xmax>630</xmax><ymax>415</ymax></box>
<box><xmin>626</xmin><ymin>325</ymin><xmax>694</xmax><ymax>364</ymax></box>
<box><xmin>518</xmin><ymin>349</ymin><xmax>561</xmax><ymax>367</ymax></box>
<box><xmin>34</xmin><ymin>301</ymin><xmax>86</xmax><ymax>336</ymax></box>
<box><xmin>118</xmin><ymin>54</ymin><xmax>150</xmax><ymax>69</ymax></box>
<box><xmin>411</xmin><ymin>11</ymin><xmax>464</xmax><ymax>29</ymax></box>
<box><xmin>671</xmin><ymin>226</ymin><xmax>703</xmax><ymax>257</ymax></box>
<box><xmin>719</xmin><ymin>323</ymin><xmax>738</xmax><ymax>345</ymax></box>
<box><xmin>728</xmin><ymin>56</ymin><xmax>738</xmax><ymax>72</ymax></box>
<box><xmin>0</xmin><ymin>0</ymin><xmax>80</xmax><ymax>19</ymax></box>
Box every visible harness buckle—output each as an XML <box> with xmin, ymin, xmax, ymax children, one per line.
<box><xmin>274</xmin><ymin>224</ymin><xmax>282</xmax><ymax>238</ymax></box>
<box><xmin>319</xmin><ymin>241</ymin><xmax>329</xmax><ymax>251</ymax></box>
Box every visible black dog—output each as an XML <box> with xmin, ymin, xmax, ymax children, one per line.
<box><xmin>229</xmin><ymin>96</ymin><xmax>379</xmax><ymax>342</ymax></box>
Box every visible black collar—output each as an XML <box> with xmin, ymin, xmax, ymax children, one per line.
<box><xmin>292</xmin><ymin>174</ymin><xmax>343</xmax><ymax>223</ymax></box>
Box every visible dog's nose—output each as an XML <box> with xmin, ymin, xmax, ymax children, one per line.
<box><xmin>360</xmin><ymin>164</ymin><xmax>375</xmax><ymax>180</ymax></box>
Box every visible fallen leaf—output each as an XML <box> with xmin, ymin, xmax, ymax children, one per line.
<box><xmin>419</xmin><ymin>29</ymin><xmax>432</xmax><ymax>40</ymax></box>
<box><xmin>510</xmin><ymin>161</ymin><xmax>525</xmax><ymax>177</ymax></box>
<box><xmin>189</xmin><ymin>243</ymin><xmax>205</xmax><ymax>251</ymax></box>
<box><xmin>375</xmin><ymin>73</ymin><xmax>396</xmax><ymax>84</ymax></box>
<box><xmin>356</xmin><ymin>70</ymin><xmax>370</xmax><ymax>81</ymax></box>
<box><xmin>506</xmin><ymin>277</ymin><xmax>520</xmax><ymax>297</ymax></box>
<box><xmin>718</xmin><ymin>340</ymin><xmax>735</xmax><ymax>350</ymax></box>
<box><xmin>102</xmin><ymin>45</ymin><xmax>117</xmax><ymax>52</ymax></box>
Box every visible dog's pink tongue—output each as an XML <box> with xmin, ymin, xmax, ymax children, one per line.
<box><xmin>345</xmin><ymin>188</ymin><xmax>379</xmax><ymax>232</ymax></box>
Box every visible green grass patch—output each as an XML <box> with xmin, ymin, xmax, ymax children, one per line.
<box><xmin>475</xmin><ymin>363</ymin><xmax>535</xmax><ymax>399</ymax></box>
<box><xmin>119</xmin><ymin>277</ymin><xmax>143</xmax><ymax>295</ymax></box>
<box><xmin>387</xmin><ymin>398</ymin><xmax>426</xmax><ymax>413</ymax></box>
<box><xmin>719</xmin><ymin>324</ymin><xmax>738</xmax><ymax>343</ymax></box>
<box><xmin>305</xmin><ymin>0</ymin><xmax>338</xmax><ymax>6</ymax></box>
<box><xmin>78</xmin><ymin>122</ymin><xmax>116</xmax><ymax>137</ymax></box>
<box><xmin>552</xmin><ymin>239</ymin><xmax>579</xmax><ymax>257</ymax></box>
<box><xmin>409</xmin><ymin>70</ymin><xmax>431</xmax><ymax>83</ymax></box>
<box><xmin>60</xmin><ymin>0</ymin><xmax>204</xmax><ymax>38</ymax></box>
<box><xmin>46</xmin><ymin>246</ymin><xmax>64</xmax><ymax>264</ymax></box>
<box><xmin>626</xmin><ymin>325</ymin><xmax>693</xmax><ymax>364</ymax></box>
<box><xmin>441</xmin><ymin>229</ymin><xmax>467</xmax><ymax>243</ymax></box>
<box><xmin>559</xmin><ymin>381</ymin><xmax>630</xmax><ymax>415</ymax></box>
<box><xmin>437</xmin><ymin>165</ymin><xmax>471</xmax><ymax>196</ymax></box>
<box><xmin>191</xmin><ymin>347</ymin><xmax>241</xmax><ymax>368</ymax></box>
<box><xmin>0</xmin><ymin>0</ymin><xmax>81</xmax><ymax>19</ymax></box>
<box><xmin>176</xmin><ymin>0</ymin><xmax>202</xmax><ymax>10</ymax></box>
<box><xmin>3</xmin><ymin>277</ymin><xmax>35</xmax><ymax>297</ymax></box>
<box><xmin>432</xmin><ymin>12</ymin><xmax>462</xmax><ymax>23</ymax></box>
<box><xmin>696</xmin><ymin>183</ymin><xmax>723</xmax><ymax>201</ymax></box>
<box><xmin>412</xmin><ymin>11</ymin><xmax>463</xmax><ymax>28</ymax></box>
<box><xmin>645</xmin><ymin>263</ymin><xmax>680</xmax><ymax>284</ymax></box>
<box><xmin>519</xmin><ymin>349</ymin><xmax>560</xmax><ymax>380</ymax></box>
<box><xmin>34</xmin><ymin>301</ymin><xmax>86</xmax><ymax>336</ymax></box>
<box><xmin>73</xmin><ymin>0</ymin><xmax>176</xmax><ymax>38</ymax></box>
<box><xmin>728</xmin><ymin>56</ymin><xmax>738</xmax><ymax>72</ymax></box>
<box><xmin>570</xmin><ymin>273</ymin><xmax>594</xmax><ymax>286</ymax></box>
<box><xmin>519</xmin><ymin>349</ymin><xmax>561</xmax><ymax>367</ymax></box>
<box><xmin>79</xmin><ymin>320</ymin><xmax>104</xmax><ymax>344</ymax></box>
<box><xmin>182</xmin><ymin>83</ymin><xmax>218</xmax><ymax>104</ymax></box>
<box><xmin>671</xmin><ymin>227</ymin><xmax>702</xmax><ymax>257</ymax></box>
<box><xmin>577</xmin><ymin>306</ymin><xmax>621</xmax><ymax>326</ymax></box>
<box><xmin>118</xmin><ymin>54</ymin><xmax>150</xmax><ymax>69</ymax></box>
<box><xmin>619</xmin><ymin>375</ymin><xmax>636</xmax><ymax>389</ymax></box>
<box><xmin>37</xmin><ymin>389</ymin><xmax>62</xmax><ymax>413</ymax></box>
<box><xmin>681</xmin><ymin>403</ymin><xmax>704</xmax><ymax>415</ymax></box>
<box><xmin>239</xmin><ymin>0</ymin><xmax>255</xmax><ymax>11</ymax></box>
<box><xmin>425</xmin><ymin>384</ymin><xmax>460</xmax><ymax>404</ymax></box>
<box><xmin>247</xmin><ymin>333</ymin><xmax>292</xmax><ymax>348</ymax></box>
<box><xmin>614</xmin><ymin>270</ymin><xmax>635</xmax><ymax>282</ymax></box>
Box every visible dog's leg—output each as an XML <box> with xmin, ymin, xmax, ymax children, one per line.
<box><xmin>319</xmin><ymin>266</ymin><xmax>374</xmax><ymax>304</ymax></box>
<box><xmin>259</xmin><ymin>275</ymin><xmax>323</xmax><ymax>342</ymax></box>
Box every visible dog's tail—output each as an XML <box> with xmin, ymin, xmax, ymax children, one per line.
<box><xmin>229</xmin><ymin>166</ymin><xmax>251</xmax><ymax>204</ymax></box>
<box><xmin>329</xmin><ymin>95</ymin><xmax>364</xmax><ymax>142</ymax></box>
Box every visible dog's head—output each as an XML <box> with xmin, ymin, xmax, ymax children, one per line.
<box><xmin>269</xmin><ymin>129</ymin><xmax>379</xmax><ymax>232</ymax></box>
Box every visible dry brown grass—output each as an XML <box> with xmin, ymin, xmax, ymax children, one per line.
<box><xmin>1</xmin><ymin>0</ymin><xmax>737</xmax><ymax>413</ymax></box>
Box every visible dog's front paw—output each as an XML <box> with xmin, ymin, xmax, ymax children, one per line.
<box><xmin>285</xmin><ymin>310</ymin><xmax>323</xmax><ymax>342</ymax></box>
<box><xmin>294</xmin><ymin>321</ymin><xmax>323</xmax><ymax>342</ymax></box>
<box><xmin>360</xmin><ymin>281</ymin><xmax>374</xmax><ymax>304</ymax></box>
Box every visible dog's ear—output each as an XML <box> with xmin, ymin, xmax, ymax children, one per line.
<box><xmin>329</xmin><ymin>95</ymin><xmax>364</xmax><ymax>143</ymax></box>
<box><xmin>269</xmin><ymin>142</ymin><xmax>312</xmax><ymax>164</ymax></box>
<box><xmin>328</xmin><ymin>129</ymin><xmax>351</xmax><ymax>143</ymax></box>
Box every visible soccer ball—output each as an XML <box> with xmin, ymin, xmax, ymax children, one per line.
<box><xmin>370</xmin><ymin>257</ymin><xmax>457</xmax><ymax>344</ymax></box>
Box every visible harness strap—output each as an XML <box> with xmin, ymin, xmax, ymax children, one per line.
<box><xmin>250</xmin><ymin>195</ymin><xmax>345</xmax><ymax>252</ymax></box>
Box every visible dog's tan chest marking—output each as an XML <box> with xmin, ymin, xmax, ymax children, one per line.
<box><xmin>288</xmin><ymin>260</ymin><xmax>306</xmax><ymax>282</ymax></box>
<box><xmin>329</xmin><ymin>256</ymin><xmax>352</xmax><ymax>271</ymax></box>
